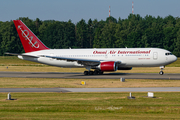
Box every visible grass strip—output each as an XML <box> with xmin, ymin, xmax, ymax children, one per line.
<box><xmin>0</xmin><ymin>78</ymin><xmax>180</xmax><ymax>88</ymax></box>
<box><xmin>0</xmin><ymin>92</ymin><xmax>180</xmax><ymax>119</ymax></box>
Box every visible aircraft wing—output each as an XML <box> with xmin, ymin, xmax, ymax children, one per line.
<box><xmin>5</xmin><ymin>52</ymin><xmax>100</xmax><ymax>65</ymax></box>
<box><xmin>41</xmin><ymin>55</ymin><xmax>101</xmax><ymax>66</ymax></box>
<box><xmin>5</xmin><ymin>52</ymin><xmax>121</xmax><ymax>66</ymax></box>
<box><xmin>5</xmin><ymin>52</ymin><xmax>39</xmax><ymax>58</ymax></box>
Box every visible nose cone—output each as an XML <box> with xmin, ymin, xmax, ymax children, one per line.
<box><xmin>166</xmin><ymin>55</ymin><xmax>177</xmax><ymax>65</ymax></box>
<box><xmin>169</xmin><ymin>55</ymin><xmax>177</xmax><ymax>63</ymax></box>
<box><xmin>172</xmin><ymin>55</ymin><xmax>177</xmax><ymax>63</ymax></box>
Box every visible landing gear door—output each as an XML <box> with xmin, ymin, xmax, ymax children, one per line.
<box><xmin>153</xmin><ymin>52</ymin><xmax>158</xmax><ymax>60</ymax></box>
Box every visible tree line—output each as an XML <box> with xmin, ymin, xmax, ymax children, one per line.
<box><xmin>0</xmin><ymin>14</ymin><xmax>180</xmax><ymax>56</ymax></box>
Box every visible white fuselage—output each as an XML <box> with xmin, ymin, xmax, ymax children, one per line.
<box><xmin>18</xmin><ymin>48</ymin><xmax>177</xmax><ymax>68</ymax></box>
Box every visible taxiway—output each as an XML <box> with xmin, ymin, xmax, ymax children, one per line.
<box><xmin>0</xmin><ymin>72</ymin><xmax>180</xmax><ymax>80</ymax></box>
<box><xmin>0</xmin><ymin>87</ymin><xmax>180</xmax><ymax>92</ymax></box>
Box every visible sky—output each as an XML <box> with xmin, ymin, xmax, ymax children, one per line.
<box><xmin>1</xmin><ymin>0</ymin><xmax>180</xmax><ymax>23</ymax></box>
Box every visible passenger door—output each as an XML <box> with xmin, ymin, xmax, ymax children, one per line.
<box><xmin>153</xmin><ymin>52</ymin><xmax>158</xmax><ymax>60</ymax></box>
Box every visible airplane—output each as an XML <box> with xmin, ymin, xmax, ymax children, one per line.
<box><xmin>6</xmin><ymin>20</ymin><xmax>177</xmax><ymax>75</ymax></box>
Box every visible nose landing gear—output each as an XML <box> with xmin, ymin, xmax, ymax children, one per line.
<box><xmin>159</xmin><ymin>71</ymin><xmax>164</xmax><ymax>75</ymax></box>
<box><xmin>159</xmin><ymin>66</ymin><xmax>165</xmax><ymax>75</ymax></box>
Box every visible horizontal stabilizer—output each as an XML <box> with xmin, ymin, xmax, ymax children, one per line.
<box><xmin>5</xmin><ymin>52</ymin><xmax>21</xmax><ymax>56</ymax></box>
<box><xmin>5</xmin><ymin>52</ymin><xmax>39</xmax><ymax>58</ymax></box>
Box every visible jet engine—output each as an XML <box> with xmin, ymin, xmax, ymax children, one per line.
<box><xmin>97</xmin><ymin>61</ymin><xmax>118</xmax><ymax>71</ymax></box>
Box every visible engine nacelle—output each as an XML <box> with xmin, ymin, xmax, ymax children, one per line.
<box><xmin>98</xmin><ymin>61</ymin><xmax>117</xmax><ymax>71</ymax></box>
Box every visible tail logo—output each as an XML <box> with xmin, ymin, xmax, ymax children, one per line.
<box><xmin>18</xmin><ymin>25</ymin><xmax>39</xmax><ymax>48</ymax></box>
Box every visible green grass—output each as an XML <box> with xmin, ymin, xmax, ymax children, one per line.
<box><xmin>0</xmin><ymin>56</ymin><xmax>179</xmax><ymax>119</ymax></box>
<box><xmin>0</xmin><ymin>92</ymin><xmax>180</xmax><ymax>119</ymax></box>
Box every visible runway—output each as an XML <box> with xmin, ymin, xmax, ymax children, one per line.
<box><xmin>1</xmin><ymin>87</ymin><xmax>180</xmax><ymax>92</ymax></box>
<box><xmin>0</xmin><ymin>71</ymin><xmax>180</xmax><ymax>80</ymax></box>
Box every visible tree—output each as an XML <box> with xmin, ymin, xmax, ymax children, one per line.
<box><xmin>75</xmin><ymin>19</ymin><xmax>87</xmax><ymax>48</ymax></box>
<box><xmin>61</xmin><ymin>21</ymin><xmax>76</xmax><ymax>48</ymax></box>
<box><xmin>163</xmin><ymin>26</ymin><xmax>175</xmax><ymax>52</ymax></box>
<box><xmin>38</xmin><ymin>21</ymin><xmax>50</xmax><ymax>47</ymax></box>
<box><xmin>141</xmin><ymin>34</ymin><xmax>149</xmax><ymax>48</ymax></box>
<box><xmin>35</xmin><ymin>18</ymin><xmax>42</xmax><ymax>37</ymax></box>
<box><xmin>115</xmin><ymin>24</ymin><xmax>124</xmax><ymax>48</ymax></box>
<box><xmin>1</xmin><ymin>15</ymin><xmax>180</xmax><ymax>57</ymax></box>
<box><xmin>87</xmin><ymin>19</ymin><xmax>94</xmax><ymax>48</ymax></box>
<box><xmin>106</xmin><ymin>16</ymin><xmax>117</xmax><ymax>23</ymax></box>
<box><xmin>0</xmin><ymin>21</ymin><xmax>23</xmax><ymax>55</ymax></box>
<box><xmin>174</xmin><ymin>29</ymin><xmax>180</xmax><ymax>56</ymax></box>
<box><xmin>93</xmin><ymin>28</ymin><xmax>102</xmax><ymax>48</ymax></box>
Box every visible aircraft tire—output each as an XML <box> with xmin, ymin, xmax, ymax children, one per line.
<box><xmin>94</xmin><ymin>70</ymin><xmax>98</xmax><ymax>75</ymax></box>
<box><xmin>159</xmin><ymin>71</ymin><xmax>164</xmax><ymax>75</ymax></box>
<box><xmin>84</xmin><ymin>71</ymin><xmax>89</xmax><ymax>75</ymax></box>
<box><xmin>89</xmin><ymin>71</ymin><xmax>94</xmax><ymax>75</ymax></box>
<box><xmin>99</xmin><ymin>71</ymin><xmax>104</xmax><ymax>75</ymax></box>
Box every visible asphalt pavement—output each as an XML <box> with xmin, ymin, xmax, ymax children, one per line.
<box><xmin>0</xmin><ymin>71</ymin><xmax>180</xmax><ymax>79</ymax></box>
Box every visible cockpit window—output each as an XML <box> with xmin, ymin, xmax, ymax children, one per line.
<box><xmin>165</xmin><ymin>53</ymin><xmax>173</xmax><ymax>56</ymax></box>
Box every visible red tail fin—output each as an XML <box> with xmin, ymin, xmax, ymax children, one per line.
<box><xmin>13</xmin><ymin>20</ymin><xmax>49</xmax><ymax>53</ymax></box>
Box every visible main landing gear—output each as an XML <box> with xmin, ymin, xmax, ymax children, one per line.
<box><xmin>159</xmin><ymin>66</ymin><xmax>165</xmax><ymax>75</ymax></box>
<box><xmin>84</xmin><ymin>70</ymin><xmax>103</xmax><ymax>75</ymax></box>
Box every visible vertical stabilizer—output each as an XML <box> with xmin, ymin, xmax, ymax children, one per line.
<box><xmin>13</xmin><ymin>20</ymin><xmax>49</xmax><ymax>53</ymax></box>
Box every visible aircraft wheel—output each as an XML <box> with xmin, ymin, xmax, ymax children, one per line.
<box><xmin>89</xmin><ymin>71</ymin><xmax>94</xmax><ymax>75</ymax></box>
<box><xmin>99</xmin><ymin>71</ymin><xmax>104</xmax><ymax>75</ymax></box>
<box><xmin>84</xmin><ymin>71</ymin><xmax>89</xmax><ymax>75</ymax></box>
<box><xmin>94</xmin><ymin>70</ymin><xmax>99</xmax><ymax>75</ymax></box>
<box><xmin>159</xmin><ymin>71</ymin><xmax>164</xmax><ymax>75</ymax></box>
